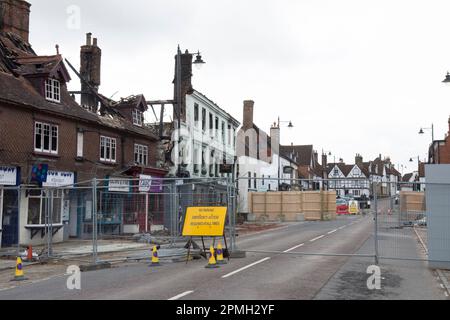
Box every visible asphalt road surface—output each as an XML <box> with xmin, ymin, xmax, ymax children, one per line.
<box><xmin>0</xmin><ymin>213</ymin><xmax>446</xmax><ymax>300</ymax></box>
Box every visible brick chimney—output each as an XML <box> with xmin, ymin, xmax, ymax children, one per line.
<box><xmin>270</xmin><ymin>122</ymin><xmax>280</xmax><ymax>156</ymax></box>
<box><xmin>243</xmin><ymin>100</ymin><xmax>254</xmax><ymax>130</ymax></box>
<box><xmin>80</xmin><ymin>33</ymin><xmax>102</xmax><ymax>110</ymax></box>
<box><xmin>355</xmin><ymin>153</ymin><xmax>363</xmax><ymax>164</ymax></box>
<box><xmin>0</xmin><ymin>0</ymin><xmax>31</xmax><ymax>43</ymax></box>
<box><xmin>173</xmin><ymin>49</ymin><xmax>193</xmax><ymax>123</ymax></box>
<box><xmin>322</xmin><ymin>153</ymin><xmax>327</xmax><ymax>168</ymax></box>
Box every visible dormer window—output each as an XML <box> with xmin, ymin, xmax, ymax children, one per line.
<box><xmin>132</xmin><ymin>109</ymin><xmax>144</xmax><ymax>126</ymax></box>
<box><xmin>45</xmin><ymin>78</ymin><xmax>61</xmax><ymax>103</ymax></box>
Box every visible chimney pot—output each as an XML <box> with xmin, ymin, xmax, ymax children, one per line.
<box><xmin>86</xmin><ymin>32</ymin><xmax>92</xmax><ymax>46</ymax></box>
<box><xmin>93</xmin><ymin>38</ymin><xmax>98</xmax><ymax>46</ymax></box>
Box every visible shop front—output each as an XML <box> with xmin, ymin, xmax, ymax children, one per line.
<box><xmin>0</xmin><ymin>166</ymin><xmax>20</xmax><ymax>248</ymax></box>
<box><xmin>19</xmin><ymin>170</ymin><xmax>75</xmax><ymax>246</ymax></box>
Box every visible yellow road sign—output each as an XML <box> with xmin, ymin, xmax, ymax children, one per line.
<box><xmin>182</xmin><ymin>207</ymin><xmax>227</xmax><ymax>236</ymax></box>
<box><xmin>349</xmin><ymin>201</ymin><xmax>359</xmax><ymax>214</ymax></box>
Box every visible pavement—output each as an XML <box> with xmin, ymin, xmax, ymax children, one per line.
<box><xmin>0</xmin><ymin>214</ymin><xmax>447</xmax><ymax>299</ymax></box>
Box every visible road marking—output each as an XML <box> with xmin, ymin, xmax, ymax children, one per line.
<box><xmin>440</xmin><ymin>284</ymin><xmax>445</xmax><ymax>289</ymax></box>
<box><xmin>168</xmin><ymin>290</ymin><xmax>194</xmax><ymax>300</ymax></box>
<box><xmin>284</xmin><ymin>243</ymin><xmax>304</xmax><ymax>253</ymax></box>
<box><xmin>221</xmin><ymin>257</ymin><xmax>271</xmax><ymax>279</ymax></box>
<box><xmin>445</xmin><ymin>291</ymin><xmax>449</xmax><ymax>297</ymax></box>
<box><xmin>338</xmin><ymin>225</ymin><xmax>346</xmax><ymax>230</ymax></box>
<box><xmin>309</xmin><ymin>235</ymin><xmax>325</xmax><ymax>242</ymax></box>
<box><xmin>327</xmin><ymin>229</ymin><xmax>338</xmax><ymax>235</ymax></box>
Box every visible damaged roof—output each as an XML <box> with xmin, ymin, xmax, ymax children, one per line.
<box><xmin>0</xmin><ymin>31</ymin><xmax>157</xmax><ymax>140</ymax></box>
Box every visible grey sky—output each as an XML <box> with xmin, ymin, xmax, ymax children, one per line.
<box><xmin>27</xmin><ymin>0</ymin><xmax>450</xmax><ymax>173</ymax></box>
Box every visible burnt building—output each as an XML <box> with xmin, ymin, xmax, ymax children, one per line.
<box><xmin>0</xmin><ymin>0</ymin><xmax>166</xmax><ymax>247</ymax></box>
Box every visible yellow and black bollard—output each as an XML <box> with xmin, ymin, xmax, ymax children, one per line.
<box><xmin>205</xmin><ymin>245</ymin><xmax>220</xmax><ymax>269</ymax></box>
<box><xmin>216</xmin><ymin>242</ymin><xmax>227</xmax><ymax>265</ymax></box>
<box><xmin>149</xmin><ymin>245</ymin><xmax>160</xmax><ymax>266</ymax></box>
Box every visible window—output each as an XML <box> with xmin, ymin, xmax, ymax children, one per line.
<box><xmin>353</xmin><ymin>190</ymin><xmax>360</xmax><ymax>196</ymax></box>
<box><xmin>202</xmin><ymin>108</ymin><xmax>206</xmax><ymax>131</ymax></box>
<box><xmin>132</xmin><ymin>109</ymin><xmax>144</xmax><ymax>126</ymax></box>
<box><xmin>215</xmin><ymin>117</ymin><xmax>219</xmax><ymax>138</ymax></box>
<box><xmin>262</xmin><ymin>174</ymin><xmax>265</xmax><ymax>186</ymax></box>
<box><xmin>248</xmin><ymin>172</ymin><xmax>251</xmax><ymax>189</ymax></box>
<box><xmin>222</xmin><ymin>121</ymin><xmax>225</xmax><ymax>144</ymax></box>
<box><xmin>34</xmin><ymin>122</ymin><xmax>58</xmax><ymax>154</ymax></box>
<box><xmin>77</xmin><ymin>131</ymin><xmax>84</xmax><ymax>158</ymax></box>
<box><xmin>334</xmin><ymin>169</ymin><xmax>339</xmax><ymax>176</ymax></box>
<box><xmin>254</xmin><ymin>173</ymin><xmax>257</xmax><ymax>189</ymax></box>
<box><xmin>209</xmin><ymin>113</ymin><xmax>213</xmax><ymax>135</ymax></box>
<box><xmin>201</xmin><ymin>146</ymin><xmax>207</xmax><ymax>175</ymax></box>
<box><xmin>233</xmin><ymin>128</ymin><xmax>236</xmax><ymax>148</ymax></box>
<box><xmin>134</xmin><ymin>144</ymin><xmax>148</xmax><ymax>166</ymax></box>
<box><xmin>45</xmin><ymin>78</ymin><xmax>60</xmax><ymax>103</ymax></box>
<box><xmin>27</xmin><ymin>189</ymin><xmax>64</xmax><ymax>225</ymax></box>
<box><xmin>245</xmin><ymin>136</ymin><xmax>250</xmax><ymax>156</ymax></box>
<box><xmin>193</xmin><ymin>147</ymin><xmax>199</xmax><ymax>174</ymax></box>
<box><xmin>194</xmin><ymin>104</ymin><xmax>199</xmax><ymax>127</ymax></box>
<box><xmin>228</xmin><ymin>124</ymin><xmax>231</xmax><ymax>146</ymax></box>
<box><xmin>100</xmin><ymin>136</ymin><xmax>117</xmax><ymax>163</ymax></box>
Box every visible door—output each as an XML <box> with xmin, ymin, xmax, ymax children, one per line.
<box><xmin>1</xmin><ymin>189</ymin><xmax>19</xmax><ymax>247</ymax></box>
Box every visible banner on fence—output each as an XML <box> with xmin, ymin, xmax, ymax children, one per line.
<box><xmin>182</xmin><ymin>207</ymin><xmax>227</xmax><ymax>236</ymax></box>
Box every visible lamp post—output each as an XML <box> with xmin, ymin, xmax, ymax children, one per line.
<box><xmin>174</xmin><ymin>46</ymin><xmax>205</xmax><ymax>177</ymax></box>
<box><xmin>276</xmin><ymin>117</ymin><xmax>293</xmax><ymax>191</ymax></box>
<box><xmin>418</xmin><ymin>124</ymin><xmax>434</xmax><ymax>143</ymax></box>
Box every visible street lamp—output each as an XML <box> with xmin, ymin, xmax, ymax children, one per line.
<box><xmin>174</xmin><ymin>45</ymin><xmax>205</xmax><ymax>178</ymax></box>
<box><xmin>277</xmin><ymin>117</ymin><xmax>294</xmax><ymax>191</ymax></box>
<box><xmin>418</xmin><ymin>124</ymin><xmax>434</xmax><ymax>142</ymax></box>
<box><xmin>442</xmin><ymin>72</ymin><xmax>450</xmax><ymax>86</ymax></box>
<box><xmin>193</xmin><ymin>50</ymin><xmax>205</xmax><ymax>70</ymax></box>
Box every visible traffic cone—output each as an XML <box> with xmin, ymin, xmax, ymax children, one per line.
<box><xmin>11</xmin><ymin>257</ymin><xmax>27</xmax><ymax>281</ymax></box>
<box><xmin>27</xmin><ymin>245</ymin><xmax>33</xmax><ymax>262</ymax></box>
<box><xmin>216</xmin><ymin>242</ymin><xmax>227</xmax><ymax>265</ymax></box>
<box><xmin>150</xmin><ymin>245</ymin><xmax>160</xmax><ymax>266</ymax></box>
<box><xmin>205</xmin><ymin>245</ymin><xmax>219</xmax><ymax>269</ymax></box>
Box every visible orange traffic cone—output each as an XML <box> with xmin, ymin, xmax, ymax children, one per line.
<box><xmin>27</xmin><ymin>245</ymin><xmax>33</xmax><ymax>262</ymax></box>
<box><xmin>205</xmin><ymin>245</ymin><xmax>219</xmax><ymax>269</ymax></box>
<box><xmin>216</xmin><ymin>242</ymin><xmax>227</xmax><ymax>265</ymax></box>
<box><xmin>149</xmin><ymin>245</ymin><xmax>160</xmax><ymax>266</ymax></box>
<box><xmin>11</xmin><ymin>257</ymin><xmax>27</xmax><ymax>281</ymax></box>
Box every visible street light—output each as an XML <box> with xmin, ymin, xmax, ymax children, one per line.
<box><xmin>277</xmin><ymin>117</ymin><xmax>294</xmax><ymax>191</ymax></box>
<box><xmin>193</xmin><ymin>51</ymin><xmax>205</xmax><ymax>70</ymax></box>
<box><xmin>418</xmin><ymin>124</ymin><xmax>434</xmax><ymax>142</ymax></box>
<box><xmin>174</xmin><ymin>45</ymin><xmax>206</xmax><ymax>177</ymax></box>
<box><xmin>442</xmin><ymin>72</ymin><xmax>450</xmax><ymax>86</ymax></box>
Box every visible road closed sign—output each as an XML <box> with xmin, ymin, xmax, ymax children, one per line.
<box><xmin>182</xmin><ymin>207</ymin><xmax>227</xmax><ymax>237</ymax></box>
<box><xmin>349</xmin><ymin>200</ymin><xmax>359</xmax><ymax>214</ymax></box>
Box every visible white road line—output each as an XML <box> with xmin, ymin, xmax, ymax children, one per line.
<box><xmin>221</xmin><ymin>257</ymin><xmax>271</xmax><ymax>279</ymax></box>
<box><xmin>338</xmin><ymin>226</ymin><xmax>346</xmax><ymax>230</ymax></box>
<box><xmin>168</xmin><ymin>290</ymin><xmax>194</xmax><ymax>300</ymax></box>
<box><xmin>283</xmin><ymin>243</ymin><xmax>304</xmax><ymax>253</ymax></box>
<box><xmin>327</xmin><ymin>229</ymin><xmax>338</xmax><ymax>235</ymax></box>
<box><xmin>445</xmin><ymin>291</ymin><xmax>449</xmax><ymax>297</ymax></box>
<box><xmin>440</xmin><ymin>284</ymin><xmax>445</xmax><ymax>289</ymax></box>
<box><xmin>309</xmin><ymin>235</ymin><xmax>325</xmax><ymax>242</ymax></box>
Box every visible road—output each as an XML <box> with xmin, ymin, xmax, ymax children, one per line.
<box><xmin>0</xmin><ymin>213</ymin><xmax>446</xmax><ymax>300</ymax></box>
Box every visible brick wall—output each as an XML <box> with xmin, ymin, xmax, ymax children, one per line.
<box><xmin>0</xmin><ymin>101</ymin><xmax>158</xmax><ymax>183</ymax></box>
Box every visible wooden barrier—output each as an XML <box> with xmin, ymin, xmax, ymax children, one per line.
<box><xmin>248</xmin><ymin>190</ymin><xmax>337</xmax><ymax>221</ymax></box>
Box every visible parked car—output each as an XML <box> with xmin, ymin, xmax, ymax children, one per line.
<box><xmin>415</xmin><ymin>217</ymin><xmax>427</xmax><ymax>226</ymax></box>
<box><xmin>336</xmin><ymin>199</ymin><xmax>349</xmax><ymax>215</ymax></box>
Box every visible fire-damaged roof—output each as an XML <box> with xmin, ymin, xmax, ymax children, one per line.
<box><xmin>0</xmin><ymin>31</ymin><xmax>158</xmax><ymax>140</ymax></box>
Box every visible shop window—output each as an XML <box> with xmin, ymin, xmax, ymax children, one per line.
<box><xmin>27</xmin><ymin>189</ymin><xmax>64</xmax><ymax>225</ymax></box>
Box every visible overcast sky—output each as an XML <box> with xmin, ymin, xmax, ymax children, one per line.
<box><xmin>27</xmin><ymin>0</ymin><xmax>450</xmax><ymax>174</ymax></box>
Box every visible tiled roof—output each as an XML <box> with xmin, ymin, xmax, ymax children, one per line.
<box><xmin>280</xmin><ymin>145</ymin><xmax>313</xmax><ymax>166</ymax></box>
<box><xmin>0</xmin><ymin>31</ymin><xmax>157</xmax><ymax>140</ymax></box>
